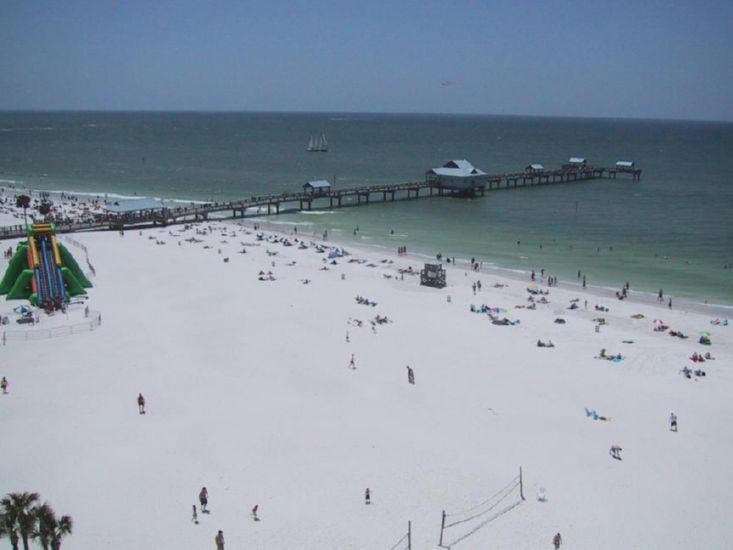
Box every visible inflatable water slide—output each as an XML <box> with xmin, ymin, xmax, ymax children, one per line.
<box><xmin>0</xmin><ymin>224</ymin><xmax>91</xmax><ymax>309</ymax></box>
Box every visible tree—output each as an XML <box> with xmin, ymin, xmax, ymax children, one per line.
<box><xmin>0</xmin><ymin>510</ymin><xmax>20</xmax><ymax>550</ymax></box>
<box><xmin>32</xmin><ymin>503</ymin><xmax>55</xmax><ymax>550</ymax></box>
<box><xmin>15</xmin><ymin>195</ymin><xmax>31</xmax><ymax>228</ymax></box>
<box><xmin>51</xmin><ymin>515</ymin><xmax>72</xmax><ymax>550</ymax></box>
<box><xmin>0</xmin><ymin>492</ymin><xmax>39</xmax><ymax>550</ymax></box>
<box><xmin>37</xmin><ymin>202</ymin><xmax>52</xmax><ymax>218</ymax></box>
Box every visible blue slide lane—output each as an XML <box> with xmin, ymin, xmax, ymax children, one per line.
<box><xmin>34</xmin><ymin>267</ymin><xmax>46</xmax><ymax>303</ymax></box>
<box><xmin>55</xmin><ymin>267</ymin><xmax>65</xmax><ymax>300</ymax></box>
<box><xmin>39</xmin><ymin>237</ymin><xmax>59</xmax><ymax>302</ymax></box>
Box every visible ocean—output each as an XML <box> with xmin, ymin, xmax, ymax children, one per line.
<box><xmin>0</xmin><ymin>111</ymin><xmax>731</xmax><ymax>304</ymax></box>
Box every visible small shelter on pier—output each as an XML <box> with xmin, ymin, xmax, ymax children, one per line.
<box><xmin>303</xmin><ymin>180</ymin><xmax>332</xmax><ymax>196</ymax></box>
<box><xmin>615</xmin><ymin>161</ymin><xmax>635</xmax><ymax>171</ymax></box>
<box><xmin>105</xmin><ymin>198</ymin><xmax>166</xmax><ymax>216</ymax></box>
<box><xmin>420</xmin><ymin>263</ymin><xmax>446</xmax><ymax>288</ymax></box>
<box><xmin>563</xmin><ymin>157</ymin><xmax>587</xmax><ymax>170</ymax></box>
<box><xmin>526</xmin><ymin>164</ymin><xmax>544</xmax><ymax>172</ymax></box>
<box><xmin>426</xmin><ymin>160</ymin><xmax>487</xmax><ymax>193</ymax></box>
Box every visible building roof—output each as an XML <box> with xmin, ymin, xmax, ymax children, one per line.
<box><xmin>568</xmin><ymin>157</ymin><xmax>586</xmax><ymax>164</ymax></box>
<box><xmin>427</xmin><ymin>159</ymin><xmax>487</xmax><ymax>178</ymax></box>
<box><xmin>105</xmin><ymin>198</ymin><xmax>165</xmax><ymax>213</ymax></box>
<box><xmin>616</xmin><ymin>161</ymin><xmax>635</xmax><ymax>167</ymax></box>
<box><xmin>528</xmin><ymin>164</ymin><xmax>544</xmax><ymax>171</ymax></box>
<box><xmin>304</xmin><ymin>180</ymin><xmax>331</xmax><ymax>189</ymax></box>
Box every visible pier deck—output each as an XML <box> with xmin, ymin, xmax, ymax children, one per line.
<box><xmin>0</xmin><ymin>164</ymin><xmax>640</xmax><ymax>240</ymax></box>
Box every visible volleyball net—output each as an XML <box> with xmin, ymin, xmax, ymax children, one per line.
<box><xmin>438</xmin><ymin>468</ymin><xmax>525</xmax><ymax>548</ymax></box>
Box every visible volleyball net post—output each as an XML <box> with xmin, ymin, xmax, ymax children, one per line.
<box><xmin>520</xmin><ymin>466</ymin><xmax>525</xmax><ymax>501</ymax></box>
<box><xmin>389</xmin><ymin>520</ymin><xmax>412</xmax><ymax>550</ymax></box>
<box><xmin>439</xmin><ymin>510</ymin><xmax>446</xmax><ymax>546</ymax></box>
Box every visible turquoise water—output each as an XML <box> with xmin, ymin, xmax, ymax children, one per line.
<box><xmin>0</xmin><ymin>112</ymin><xmax>731</xmax><ymax>304</ymax></box>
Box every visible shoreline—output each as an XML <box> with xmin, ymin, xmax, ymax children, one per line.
<box><xmin>242</xmin><ymin>218</ymin><xmax>733</xmax><ymax>317</ymax></box>
<box><xmin>0</xmin><ymin>181</ymin><xmax>730</xmax><ymax>310</ymax></box>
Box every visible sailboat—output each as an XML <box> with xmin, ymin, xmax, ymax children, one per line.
<box><xmin>307</xmin><ymin>134</ymin><xmax>328</xmax><ymax>152</ymax></box>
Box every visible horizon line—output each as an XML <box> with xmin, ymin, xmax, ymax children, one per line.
<box><xmin>0</xmin><ymin>108</ymin><xmax>730</xmax><ymax>125</ymax></box>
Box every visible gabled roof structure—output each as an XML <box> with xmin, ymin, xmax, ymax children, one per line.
<box><xmin>105</xmin><ymin>198</ymin><xmax>165</xmax><ymax>214</ymax></box>
<box><xmin>427</xmin><ymin>160</ymin><xmax>487</xmax><ymax>177</ymax></box>
<box><xmin>304</xmin><ymin>180</ymin><xmax>332</xmax><ymax>189</ymax></box>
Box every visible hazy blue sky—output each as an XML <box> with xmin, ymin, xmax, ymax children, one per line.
<box><xmin>2</xmin><ymin>0</ymin><xmax>731</xmax><ymax>120</ymax></box>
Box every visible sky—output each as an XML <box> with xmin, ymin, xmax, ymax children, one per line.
<box><xmin>1</xmin><ymin>0</ymin><xmax>732</xmax><ymax>121</ymax></box>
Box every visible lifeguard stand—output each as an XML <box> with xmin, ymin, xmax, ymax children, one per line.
<box><xmin>420</xmin><ymin>263</ymin><xmax>446</xmax><ymax>288</ymax></box>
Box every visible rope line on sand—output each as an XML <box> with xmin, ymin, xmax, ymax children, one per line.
<box><xmin>388</xmin><ymin>531</ymin><xmax>409</xmax><ymax>550</ymax></box>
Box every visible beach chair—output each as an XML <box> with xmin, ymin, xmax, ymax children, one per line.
<box><xmin>537</xmin><ymin>487</ymin><xmax>547</xmax><ymax>502</ymax></box>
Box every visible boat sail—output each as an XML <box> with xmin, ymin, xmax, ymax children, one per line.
<box><xmin>307</xmin><ymin>134</ymin><xmax>328</xmax><ymax>152</ymax></box>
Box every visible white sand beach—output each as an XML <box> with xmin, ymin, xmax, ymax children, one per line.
<box><xmin>1</xmin><ymin>208</ymin><xmax>731</xmax><ymax>548</ymax></box>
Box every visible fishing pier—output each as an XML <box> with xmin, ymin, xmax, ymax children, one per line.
<box><xmin>0</xmin><ymin>161</ymin><xmax>641</xmax><ymax>239</ymax></box>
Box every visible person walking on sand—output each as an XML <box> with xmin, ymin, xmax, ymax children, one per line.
<box><xmin>199</xmin><ymin>487</ymin><xmax>209</xmax><ymax>513</ymax></box>
<box><xmin>406</xmin><ymin>366</ymin><xmax>415</xmax><ymax>385</ymax></box>
<box><xmin>668</xmin><ymin>297</ymin><xmax>672</xmax><ymax>309</ymax></box>
<box><xmin>365</xmin><ymin>488</ymin><xmax>371</xmax><ymax>505</ymax></box>
<box><xmin>553</xmin><ymin>532</ymin><xmax>562</xmax><ymax>549</ymax></box>
<box><xmin>192</xmin><ymin>504</ymin><xmax>198</xmax><ymax>524</ymax></box>
<box><xmin>251</xmin><ymin>504</ymin><xmax>259</xmax><ymax>521</ymax></box>
<box><xmin>670</xmin><ymin>412</ymin><xmax>678</xmax><ymax>432</ymax></box>
<box><xmin>215</xmin><ymin>529</ymin><xmax>225</xmax><ymax>550</ymax></box>
<box><xmin>348</xmin><ymin>354</ymin><xmax>356</xmax><ymax>370</ymax></box>
<box><xmin>137</xmin><ymin>393</ymin><xmax>145</xmax><ymax>414</ymax></box>
<box><xmin>1</xmin><ymin>376</ymin><xmax>7</xmax><ymax>394</ymax></box>
<box><xmin>609</xmin><ymin>445</ymin><xmax>623</xmax><ymax>460</ymax></box>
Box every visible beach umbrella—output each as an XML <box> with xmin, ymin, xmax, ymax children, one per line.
<box><xmin>13</xmin><ymin>305</ymin><xmax>31</xmax><ymax>314</ymax></box>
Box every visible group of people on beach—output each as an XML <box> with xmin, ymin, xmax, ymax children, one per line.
<box><xmin>530</xmin><ymin>269</ymin><xmax>559</xmax><ymax>287</ymax></box>
<box><xmin>193</xmin><ymin>487</ymin><xmax>250</xmax><ymax>549</ymax></box>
